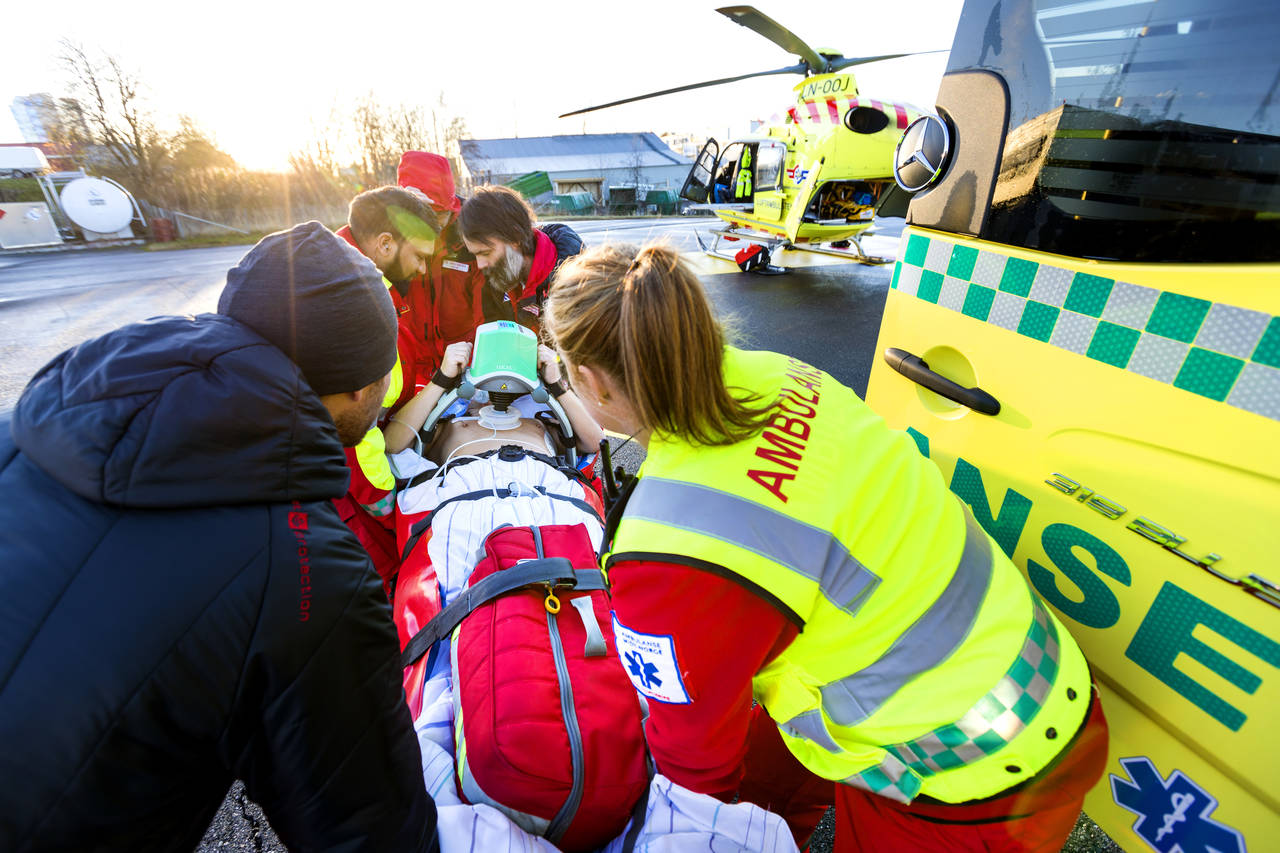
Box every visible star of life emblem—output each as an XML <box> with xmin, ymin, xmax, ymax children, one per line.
<box><xmin>1110</xmin><ymin>757</ymin><xmax>1245</xmax><ymax>853</ymax></box>
<box><xmin>611</xmin><ymin>613</ymin><xmax>691</xmax><ymax>704</ymax></box>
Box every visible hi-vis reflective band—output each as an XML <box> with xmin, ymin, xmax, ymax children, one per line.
<box><xmin>892</xmin><ymin>231</ymin><xmax>1280</xmax><ymax>421</ymax></box>
<box><xmin>819</xmin><ymin>510</ymin><xmax>994</xmax><ymax>727</ymax></box>
<box><xmin>843</xmin><ymin>598</ymin><xmax>1061</xmax><ymax>804</ymax></box>
<box><xmin>360</xmin><ymin>493</ymin><xmax>396</xmax><ymax>518</ymax></box>
<box><xmin>624</xmin><ymin>477</ymin><xmax>882</xmax><ymax>615</ymax></box>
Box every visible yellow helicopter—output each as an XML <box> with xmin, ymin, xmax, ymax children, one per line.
<box><xmin>561</xmin><ymin>6</ymin><xmax>939</xmax><ymax>269</ymax></box>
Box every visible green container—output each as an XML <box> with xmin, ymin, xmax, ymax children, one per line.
<box><xmin>504</xmin><ymin>171</ymin><xmax>553</xmax><ymax>199</ymax></box>
<box><xmin>645</xmin><ymin>189</ymin><xmax>679</xmax><ymax>214</ymax></box>
<box><xmin>609</xmin><ymin>185</ymin><xmax>638</xmax><ymax>214</ymax></box>
<box><xmin>554</xmin><ymin>192</ymin><xmax>595</xmax><ymax>214</ymax></box>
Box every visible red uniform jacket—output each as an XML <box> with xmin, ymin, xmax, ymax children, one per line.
<box><xmin>404</xmin><ymin>225</ymin><xmax>486</xmax><ymax>389</ymax></box>
<box><xmin>608</xmin><ymin>558</ymin><xmax>798</xmax><ymax>799</ymax></box>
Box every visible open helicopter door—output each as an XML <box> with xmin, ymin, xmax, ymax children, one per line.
<box><xmin>782</xmin><ymin>158</ymin><xmax>824</xmax><ymax>242</ymax></box>
<box><xmin>679</xmin><ymin>139</ymin><xmax>719</xmax><ymax>203</ymax></box>
<box><xmin>750</xmin><ymin>141</ymin><xmax>788</xmax><ymax>223</ymax></box>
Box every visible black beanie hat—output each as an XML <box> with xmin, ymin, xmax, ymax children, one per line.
<box><xmin>218</xmin><ymin>221</ymin><xmax>397</xmax><ymax>396</ymax></box>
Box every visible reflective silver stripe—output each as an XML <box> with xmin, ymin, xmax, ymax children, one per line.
<box><xmin>625</xmin><ymin>477</ymin><xmax>881</xmax><ymax>614</ymax></box>
<box><xmin>820</xmin><ymin>508</ymin><xmax>994</xmax><ymax>726</ymax></box>
<box><xmin>781</xmin><ymin>709</ymin><xmax>843</xmax><ymax>754</ymax></box>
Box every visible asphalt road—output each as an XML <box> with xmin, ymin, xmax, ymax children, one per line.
<box><xmin>0</xmin><ymin>217</ymin><xmax>902</xmax><ymax>411</ymax></box>
<box><xmin>0</xmin><ymin>218</ymin><xmax>1116</xmax><ymax>852</ymax></box>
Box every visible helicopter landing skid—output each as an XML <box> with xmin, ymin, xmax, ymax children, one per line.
<box><xmin>695</xmin><ymin>227</ymin><xmax>891</xmax><ymax>270</ymax></box>
<box><xmin>695</xmin><ymin>227</ymin><xmax>790</xmax><ymax>274</ymax></box>
<box><xmin>795</xmin><ymin>235</ymin><xmax>893</xmax><ymax>266</ymax></box>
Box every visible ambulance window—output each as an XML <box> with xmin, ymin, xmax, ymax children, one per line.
<box><xmin>755</xmin><ymin>142</ymin><xmax>786</xmax><ymax>192</ymax></box>
<box><xmin>942</xmin><ymin>0</ymin><xmax>1280</xmax><ymax>262</ymax></box>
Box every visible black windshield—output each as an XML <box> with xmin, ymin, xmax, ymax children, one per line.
<box><xmin>945</xmin><ymin>0</ymin><xmax>1280</xmax><ymax>262</ymax></box>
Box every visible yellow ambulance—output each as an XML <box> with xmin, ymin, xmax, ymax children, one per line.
<box><xmin>865</xmin><ymin>0</ymin><xmax>1279</xmax><ymax>850</ymax></box>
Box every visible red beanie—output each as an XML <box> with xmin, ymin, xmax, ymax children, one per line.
<box><xmin>398</xmin><ymin>151</ymin><xmax>462</xmax><ymax>216</ymax></box>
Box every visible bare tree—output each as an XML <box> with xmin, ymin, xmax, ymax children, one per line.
<box><xmin>352</xmin><ymin>94</ymin><xmax>437</xmax><ymax>188</ymax></box>
<box><xmin>351</xmin><ymin>94</ymin><xmax>392</xmax><ymax>187</ymax></box>
<box><xmin>290</xmin><ymin>106</ymin><xmax>346</xmax><ymax>179</ymax></box>
<box><xmin>169</xmin><ymin>117</ymin><xmax>236</xmax><ymax>173</ymax></box>
<box><xmin>387</xmin><ymin>104</ymin><xmax>428</xmax><ymax>161</ymax></box>
<box><xmin>628</xmin><ymin>137</ymin><xmax>648</xmax><ymax>214</ymax></box>
<box><xmin>424</xmin><ymin>92</ymin><xmax>470</xmax><ymax>184</ymax></box>
<box><xmin>55</xmin><ymin>40</ymin><xmax>164</xmax><ymax>192</ymax></box>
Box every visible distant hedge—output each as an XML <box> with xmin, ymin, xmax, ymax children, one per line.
<box><xmin>0</xmin><ymin>178</ymin><xmax>46</xmax><ymax>203</ymax></box>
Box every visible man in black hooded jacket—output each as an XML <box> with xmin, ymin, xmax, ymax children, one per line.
<box><xmin>0</xmin><ymin>222</ymin><xmax>438</xmax><ymax>852</ymax></box>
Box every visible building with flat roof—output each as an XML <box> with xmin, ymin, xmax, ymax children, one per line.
<box><xmin>459</xmin><ymin>132</ymin><xmax>691</xmax><ymax>205</ymax></box>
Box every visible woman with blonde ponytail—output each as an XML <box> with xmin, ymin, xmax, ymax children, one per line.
<box><xmin>544</xmin><ymin>244</ymin><xmax>1107</xmax><ymax>853</ymax></box>
<box><xmin>545</xmin><ymin>243</ymin><xmax>772</xmax><ymax>445</ymax></box>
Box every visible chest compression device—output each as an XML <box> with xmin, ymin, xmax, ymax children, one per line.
<box><xmin>418</xmin><ymin>321</ymin><xmax>577</xmax><ymax>463</ymax></box>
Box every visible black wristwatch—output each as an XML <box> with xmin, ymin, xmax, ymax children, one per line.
<box><xmin>545</xmin><ymin>377</ymin><xmax>569</xmax><ymax>398</ymax></box>
<box><xmin>431</xmin><ymin>368</ymin><xmax>461</xmax><ymax>390</ymax></box>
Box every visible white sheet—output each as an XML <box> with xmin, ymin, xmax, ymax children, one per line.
<box><xmin>395</xmin><ymin>452</ymin><xmax>799</xmax><ymax>853</ymax></box>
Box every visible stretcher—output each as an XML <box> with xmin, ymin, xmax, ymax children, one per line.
<box><xmin>386</xmin><ymin>323</ymin><xmax>799</xmax><ymax>852</ymax></box>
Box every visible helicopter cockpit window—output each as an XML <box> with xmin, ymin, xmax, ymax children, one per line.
<box><xmin>754</xmin><ymin>142</ymin><xmax>786</xmax><ymax>192</ymax></box>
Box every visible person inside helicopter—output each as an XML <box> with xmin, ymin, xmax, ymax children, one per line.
<box><xmin>712</xmin><ymin>143</ymin><xmax>756</xmax><ymax>205</ymax></box>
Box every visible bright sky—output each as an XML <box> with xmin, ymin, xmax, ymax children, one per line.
<box><xmin>1</xmin><ymin>0</ymin><xmax>965</xmax><ymax>172</ymax></box>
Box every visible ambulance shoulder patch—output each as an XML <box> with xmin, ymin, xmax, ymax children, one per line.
<box><xmin>611</xmin><ymin>613</ymin><xmax>691</xmax><ymax>704</ymax></box>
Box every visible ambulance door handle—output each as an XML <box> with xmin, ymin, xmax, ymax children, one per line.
<box><xmin>883</xmin><ymin>348</ymin><xmax>1001</xmax><ymax>416</ymax></box>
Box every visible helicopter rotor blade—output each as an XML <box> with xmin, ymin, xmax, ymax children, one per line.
<box><xmin>558</xmin><ymin>63</ymin><xmax>807</xmax><ymax>118</ymax></box>
<box><xmin>827</xmin><ymin>49</ymin><xmax>950</xmax><ymax>71</ymax></box>
<box><xmin>717</xmin><ymin>6</ymin><xmax>828</xmax><ymax>72</ymax></box>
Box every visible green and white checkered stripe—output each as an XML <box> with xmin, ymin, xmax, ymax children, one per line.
<box><xmin>891</xmin><ymin>231</ymin><xmax>1280</xmax><ymax>421</ymax></box>
<box><xmin>360</xmin><ymin>493</ymin><xmax>396</xmax><ymax>518</ymax></box>
<box><xmin>844</xmin><ymin>599</ymin><xmax>1060</xmax><ymax>804</ymax></box>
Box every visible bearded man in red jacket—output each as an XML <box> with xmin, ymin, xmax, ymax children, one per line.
<box><xmin>459</xmin><ymin>185</ymin><xmax>583</xmax><ymax>335</ymax></box>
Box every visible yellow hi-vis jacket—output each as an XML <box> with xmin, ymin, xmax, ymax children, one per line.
<box><xmin>735</xmin><ymin>147</ymin><xmax>753</xmax><ymax>200</ymax></box>
<box><xmin>349</xmin><ymin>278</ymin><xmax>407</xmax><ymax>515</ymax></box>
<box><xmin>605</xmin><ymin>347</ymin><xmax>1091</xmax><ymax>804</ymax></box>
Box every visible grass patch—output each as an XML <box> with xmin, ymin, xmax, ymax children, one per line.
<box><xmin>143</xmin><ymin>231</ymin><xmax>272</xmax><ymax>251</ymax></box>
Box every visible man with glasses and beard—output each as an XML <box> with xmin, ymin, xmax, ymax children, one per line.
<box><xmin>459</xmin><ymin>185</ymin><xmax>583</xmax><ymax>334</ymax></box>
